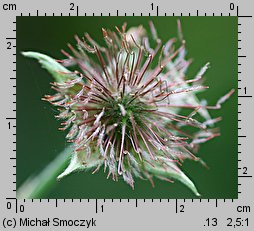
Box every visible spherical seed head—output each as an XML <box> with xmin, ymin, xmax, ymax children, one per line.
<box><xmin>29</xmin><ymin>21</ymin><xmax>234</xmax><ymax>195</ymax></box>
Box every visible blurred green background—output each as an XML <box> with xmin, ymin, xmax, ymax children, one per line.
<box><xmin>17</xmin><ymin>17</ymin><xmax>237</xmax><ymax>198</ymax></box>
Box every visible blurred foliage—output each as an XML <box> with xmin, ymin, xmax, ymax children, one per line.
<box><xmin>17</xmin><ymin>17</ymin><xmax>237</xmax><ymax>198</ymax></box>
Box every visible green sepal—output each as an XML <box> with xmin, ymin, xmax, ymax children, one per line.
<box><xmin>57</xmin><ymin>149</ymin><xmax>103</xmax><ymax>180</ymax></box>
<box><xmin>22</xmin><ymin>51</ymin><xmax>74</xmax><ymax>83</ymax></box>
<box><xmin>144</xmin><ymin>159</ymin><xmax>201</xmax><ymax>196</ymax></box>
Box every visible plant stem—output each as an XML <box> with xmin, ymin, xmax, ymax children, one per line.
<box><xmin>17</xmin><ymin>145</ymin><xmax>73</xmax><ymax>199</ymax></box>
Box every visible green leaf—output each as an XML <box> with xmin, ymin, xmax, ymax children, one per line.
<box><xmin>17</xmin><ymin>145</ymin><xmax>74</xmax><ymax>199</ymax></box>
<box><xmin>22</xmin><ymin>51</ymin><xmax>74</xmax><ymax>83</ymax></box>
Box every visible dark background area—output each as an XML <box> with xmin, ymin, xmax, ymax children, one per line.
<box><xmin>17</xmin><ymin>17</ymin><xmax>237</xmax><ymax>198</ymax></box>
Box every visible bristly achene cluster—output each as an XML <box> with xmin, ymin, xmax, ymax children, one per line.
<box><xmin>23</xmin><ymin>21</ymin><xmax>234</xmax><ymax>196</ymax></box>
